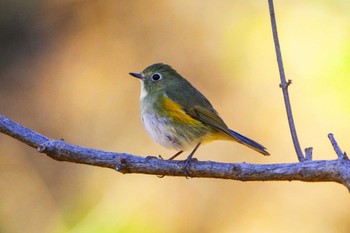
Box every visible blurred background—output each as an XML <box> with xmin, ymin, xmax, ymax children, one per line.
<box><xmin>1</xmin><ymin>0</ymin><xmax>350</xmax><ymax>232</ymax></box>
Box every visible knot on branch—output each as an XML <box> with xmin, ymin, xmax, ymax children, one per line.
<box><xmin>279</xmin><ymin>79</ymin><xmax>292</xmax><ymax>89</ymax></box>
<box><xmin>343</xmin><ymin>152</ymin><xmax>349</xmax><ymax>160</ymax></box>
<box><xmin>37</xmin><ymin>140</ymin><xmax>60</xmax><ymax>153</ymax></box>
<box><xmin>115</xmin><ymin>155</ymin><xmax>129</xmax><ymax>174</ymax></box>
<box><xmin>231</xmin><ymin>164</ymin><xmax>242</xmax><ymax>178</ymax></box>
<box><xmin>37</xmin><ymin>139</ymin><xmax>67</xmax><ymax>161</ymax></box>
<box><xmin>297</xmin><ymin>166</ymin><xmax>309</xmax><ymax>179</ymax></box>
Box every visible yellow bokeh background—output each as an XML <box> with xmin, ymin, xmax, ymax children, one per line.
<box><xmin>1</xmin><ymin>1</ymin><xmax>350</xmax><ymax>232</ymax></box>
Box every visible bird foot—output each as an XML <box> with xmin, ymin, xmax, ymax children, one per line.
<box><xmin>177</xmin><ymin>157</ymin><xmax>198</xmax><ymax>178</ymax></box>
<box><xmin>145</xmin><ymin>155</ymin><xmax>164</xmax><ymax>161</ymax></box>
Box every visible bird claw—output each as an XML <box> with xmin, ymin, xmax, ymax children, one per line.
<box><xmin>145</xmin><ymin>155</ymin><xmax>164</xmax><ymax>161</ymax></box>
<box><xmin>177</xmin><ymin>158</ymin><xmax>198</xmax><ymax>178</ymax></box>
<box><xmin>145</xmin><ymin>155</ymin><xmax>157</xmax><ymax>161</ymax></box>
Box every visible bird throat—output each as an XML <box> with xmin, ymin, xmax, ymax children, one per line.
<box><xmin>140</xmin><ymin>81</ymin><xmax>148</xmax><ymax>100</ymax></box>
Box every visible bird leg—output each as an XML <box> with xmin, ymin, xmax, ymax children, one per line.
<box><xmin>183</xmin><ymin>142</ymin><xmax>201</xmax><ymax>176</ymax></box>
<box><xmin>168</xmin><ymin>150</ymin><xmax>183</xmax><ymax>160</ymax></box>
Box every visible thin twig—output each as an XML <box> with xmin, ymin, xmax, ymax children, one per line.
<box><xmin>268</xmin><ymin>0</ymin><xmax>306</xmax><ymax>162</ymax></box>
<box><xmin>305</xmin><ymin>147</ymin><xmax>313</xmax><ymax>161</ymax></box>
<box><xmin>328</xmin><ymin>133</ymin><xmax>348</xmax><ymax>159</ymax></box>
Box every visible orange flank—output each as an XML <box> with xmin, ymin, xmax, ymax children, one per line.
<box><xmin>162</xmin><ymin>96</ymin><xmax>201</xmax><ymax>126</ymax></box>
<box><xmin>161</xmin><ymin>95</ymin><xmax>231</xmax><ymax>142</ymax></box>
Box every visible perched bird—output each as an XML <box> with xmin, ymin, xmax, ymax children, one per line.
<box><xmin>130</xmin><ymin>63</ymin><xmax>269</xmax><ymax>165</ymax></box>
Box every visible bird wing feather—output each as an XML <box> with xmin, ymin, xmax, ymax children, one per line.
<box><xmin>165</xmin><ymin>88</ymin><xmax>238</xmax><ymax>141</ymax></box>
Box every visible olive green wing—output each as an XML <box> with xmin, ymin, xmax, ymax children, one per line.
<box><xmin>165</xmin><ymin>86</ymin><xmax>235</xmax><ymax>138</ymax></box>
<box><xmin>186</xmin><ymin>105</ymin><xmax>269</xmax><ymax>155</ymax></box>
<box><xmin>166</xmin><ymin>89</ymin><xmax>269</xmax><ymax>155</ymax></box>
<box><xmin>185</xmin><ymin>105</ymin><xmax>235</xmax><ymax>138</ymax></box>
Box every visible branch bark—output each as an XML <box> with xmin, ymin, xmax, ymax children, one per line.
<box><xmin>1</xmin><ymin>115</ymin><xmax>350</xmax><ymax>190</ymax></box>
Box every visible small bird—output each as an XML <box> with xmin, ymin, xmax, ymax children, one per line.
<box><xmin>130</xmin><ymin>63</ymin><xmax>269</xmax><ymax>165</ymax></box>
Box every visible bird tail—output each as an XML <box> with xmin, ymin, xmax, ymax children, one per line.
<box><xmin>230</xmin><ymin>129</ymin><xmax>270</xmax><ymax>156</ymax></box>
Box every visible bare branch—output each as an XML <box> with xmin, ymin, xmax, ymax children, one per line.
<box><xmin>1</xmin><ymin>115</ymin><xmax>350</xmax><ymax>191</ymax></box>
<box><xmin>268</xmin><ymin>0</ymin><xmax>307</xmax><ymax>162</ymax></box>
<box><xmin>305</xmin><ymin>147</ymin><xmax>313</xmax><ymax>161</ymax></box>
<box><xmin>328</xmin><ymin>133</ymin><xmax>348</xmax><ymax>160</ymax></box>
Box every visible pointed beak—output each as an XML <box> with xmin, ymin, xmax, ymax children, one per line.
<box><xmin>129</xmin><ymin>72</ymin><xmax>143</xmax><ymax>80</ymax></box>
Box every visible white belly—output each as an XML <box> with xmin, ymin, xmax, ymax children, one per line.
<box><xmin>141</xmin><ymin>112</ymin><xmax>185</xmax><ymax>150</ymax></box>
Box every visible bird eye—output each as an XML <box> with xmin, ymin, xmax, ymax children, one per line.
<box><xmin>151</xmin><ymin>73</ymin><xmax>162</xmax><ymax>81</ymax></box>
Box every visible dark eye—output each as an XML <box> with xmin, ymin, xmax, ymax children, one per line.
<box><xmin>151</xmin><ymin>73</ymin><xmax>162</xmax><ymax>81</ymax></box>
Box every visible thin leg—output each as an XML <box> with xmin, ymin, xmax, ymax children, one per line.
<box><xmin>185</xmin><ymin>143</ymin><xmax>201</xmax><ymax>163</ymax></box>
<box><xmin>168</xmin><ymin>150</ymin><xmax>183</xmax><ymax>160</ymax></box>
<box><xmin>184</xmin><ymin>142</ymin><xmax>201</xmax><ymax>173</ymax></box>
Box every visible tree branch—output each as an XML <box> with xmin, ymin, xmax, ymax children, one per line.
<box><xmin>268</xmin><ymin>0</ymin><xmax>308</xmax><ymax>162</ymax></box>
<box><xmin>1</xmin><ymin>115</ymin><xmax>350</xmax><ymax>190</ymax></box>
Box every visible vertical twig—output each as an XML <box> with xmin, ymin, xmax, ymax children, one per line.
<box><xmin>268</xmin><ymin>0</ymin><xmax>306</xmax><ymax>162</ymax></box>
<box><xmin>304</xmin><ymin>147</ymin><xmax>313</xmax><ymax>161</ymax></box>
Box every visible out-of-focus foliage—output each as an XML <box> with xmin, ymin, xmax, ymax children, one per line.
<box><xmin>1</xmin><ymin>1</ymin><xmax>350</xmax><ymax>233</ymax></box>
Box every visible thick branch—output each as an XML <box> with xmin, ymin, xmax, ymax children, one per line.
<box><xmin>1</xmin><ymin>115</ymin><xmax>350</xmax><ymax>190</ymax></box>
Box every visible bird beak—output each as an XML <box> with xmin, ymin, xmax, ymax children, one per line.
<box><xmin>129</xmin><ymin>72</ymin><xmax>143</xmax><ymax>80</ymax></box>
